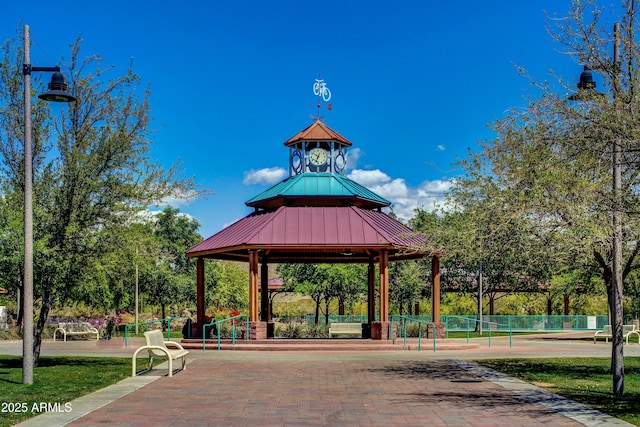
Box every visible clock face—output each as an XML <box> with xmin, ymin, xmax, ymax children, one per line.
<box><xmin>309</xmin><ymin>148</ymin><xmax>328</xmax><ymax>166</ymax></box>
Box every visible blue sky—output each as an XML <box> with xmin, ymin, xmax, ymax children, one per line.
<box><xmin>2</xmin><ymin>1</ymin><xmax>597</xmax><ymax>238</ymax></box>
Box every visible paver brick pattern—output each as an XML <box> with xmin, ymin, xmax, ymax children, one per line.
<box><xmin>69</xmin><ymin>354</ymin><xmax>583</xmax><ymax>426</ymax></box>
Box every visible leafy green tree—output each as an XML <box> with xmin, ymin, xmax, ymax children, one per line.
<box><xmin>389</xmin><ymin>261</ymin><xmax>427</xmax><ymax>316</ymax></box>
<box><xmin>0</xmin><ymin>32</ymin><xmax>199</xmax><ymax>364</ymax></box>
<box><xmin>208</xmin><ymin>261</ymin><xmax>249</xmax><ymax>312</ymax></box>
<box><xmin>144</xmin><ymin>207</ymin><xmax>201</xmax><ymax>321</ymax></box>
<box><xmin>277</xmin><ymin>263</ymin><xmax>367</xmax><ymax>325</ymax></box>
<box><xmin>277</xmin><ymin>264</ymin><xmax>326</xmax><ymax>325</ymax></box>
<box><xmin>449</xmin><ymin>0</ymin><xmax>640</xmax><ymax>394</ymax></box>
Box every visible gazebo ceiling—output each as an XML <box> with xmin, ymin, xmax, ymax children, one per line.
<box><xmin>186</xmin><ymin>205</ymin><xmax>429</xmax><ymax>263</ymax></box>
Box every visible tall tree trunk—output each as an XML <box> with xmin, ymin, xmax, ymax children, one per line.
<box><xmin>314</xmin><ymin>295</ymin><xmax>320</xmax><ymax>326</ymax></box>
<box><xmin>324</xmin><ymin>299</ymin><xmax>330</xmax><ymax>326</ymax></box>
<box><xmin>33</xmin><ymin>291</ymin><xmax>52</xmax><ymax>367</ymax></box>
<box><xmin>161</xmin><ymin>304</ymin><xmax>167</xmax><ymax>331</ymax></box>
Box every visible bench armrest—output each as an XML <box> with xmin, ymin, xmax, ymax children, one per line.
<box><xmin>164</xmin><ymin>341</ymin><xmax>186</xmax><ymax>351</ymax></box>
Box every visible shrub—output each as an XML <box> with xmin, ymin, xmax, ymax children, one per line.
<box><xmin>280</xmin><ymin>322</ymin><xmax>301</xmax><ymax>338</ymax></box>
<box><xmin>302</xmin><ymin>325</ymin><xmax>329</xmax><ymax>338</ymax></box>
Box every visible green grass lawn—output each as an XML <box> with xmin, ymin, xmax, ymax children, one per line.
<box><xmin>0</xmin><ymin>356</ymin><xmax>133</xmax><ymax>426</ymax></box>
<box><xmin>478</xmin><ymin>357</ymin><xmax>640</xmax><ymax>426</ymax></box>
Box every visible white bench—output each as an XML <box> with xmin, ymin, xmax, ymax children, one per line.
<box><xmin>594</xmin><ymin>325</ymin><xmax>640</xmax><ymax>345</ymax></box>
<box><xmin>53</xmin><ymin>322</ymin><xmax>100</xmax><ymax>341</ymax></box>
<box><xmin>132</xmin><ymin>330</ymin><xmax>189</xmax><ymax>377</ymax></box>
<box><xmin>329</xmin><ymin>323</ymin><xmax>362</xmax><ymax>337</ymax></box>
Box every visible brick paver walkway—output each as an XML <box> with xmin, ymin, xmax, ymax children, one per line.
<box><xmin>68</xmin><ymin>355</ymin><xmax>584</xmax><ymax>426</ymax></box>
<box><xmin>8</xmin><ymin>335</ymin><xmax>636</xmax><ymax>426</ymax></box>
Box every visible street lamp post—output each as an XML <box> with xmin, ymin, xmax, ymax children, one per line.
<box><xmin>569</xmin><ymin>23</ymin><xmax>624</xmax><ymax>394</ymax></box>
<box><xmin>22</xmin><ymin>24</ymin><xmax>75</xmax><ymax>384</ymax></box>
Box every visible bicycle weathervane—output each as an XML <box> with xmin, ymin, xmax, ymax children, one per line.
<box><xmin>312</xmin><ymin>77</ymin><xmax>332</xmax><ymax>119</ymax></box>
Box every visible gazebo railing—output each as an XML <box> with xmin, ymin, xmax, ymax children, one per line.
<box><xmin>395</xmin><ymin>315</ymin><xmax>437</xmax><ymax>352</ymax></box>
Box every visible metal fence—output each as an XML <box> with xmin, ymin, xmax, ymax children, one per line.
<box><xmin>445</xmin><ymin>315</ymin><xmax>609</xmax><ymax>331</ymax></box>
<box><xmin>305</xmin><ymin>314</ymin><xmax>610</xmax><ymax>331</ymax></box>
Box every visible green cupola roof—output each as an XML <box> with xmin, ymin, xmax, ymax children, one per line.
<box><xmin>246</xmin><ymin>173</ymin><xmax>390</xmax><ymax>210</ymax></box>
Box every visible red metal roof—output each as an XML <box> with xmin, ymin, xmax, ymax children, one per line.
<box><xmin>284</xmin><ymin>119</ymin><xmax>352</xmax><ymax>147</ymax></box>
<box><xmin>186</xmin><ymin>206</ymin><xmax>427</xmax><ymax>263</ymax></box>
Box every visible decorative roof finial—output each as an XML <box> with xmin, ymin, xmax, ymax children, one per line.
<box><xmin>311</xmin><ymin>76</ymin><xmax>332</xmax><ymax>121</ymax></box>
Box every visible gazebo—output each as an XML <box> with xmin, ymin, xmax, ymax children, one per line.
<box><xmin>186</xmin><ymin>119</ymin><xmax>443</xmax><ymax>340</ymax></box>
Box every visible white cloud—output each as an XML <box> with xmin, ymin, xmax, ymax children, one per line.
<box><xmin>347</xmin><ymin>169</ymin><xmax>390</xmax><ymax>187</ymax></box>
<box><xmin>240</xmin><ymin>164</ymin><xmax>454</xmax><ymax>225</ymax></box>
<box><xmin>437</xmin><ymin>145</ymin><xmax>446</xmax><ymax>151</ymax></box>
<box><xmin>347</xmin><ymin>147</ymin><xmax>362</xmax><ymax>170</ymax></box>
<box><xmin>243</xmin><ymin>167</ymin><xmax>287</xmax><ymax>185</ymax></box>
<box><xmin>157</xmin><ymin>191</ymin><xmax>198</xmax><ymax>207</ymax></box>
<box><xmin>348</xmin><ymin>169</ymin><xmax>454</xmax><ymax>223</ymax></box>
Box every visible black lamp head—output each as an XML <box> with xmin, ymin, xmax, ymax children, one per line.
<box><xmin>38</xmin><ymin>71</ymin><xmax>76</xmax><ymax>103</ymax></box>
<box><xmin>576</xmin><ymin>66</ymin><xmax>597</xmax><ymax>91</ymax></box>
<box><xmin>568</xmin><ymin>65</ymin><xmax>605</xmax><ymax>101</ymax></box>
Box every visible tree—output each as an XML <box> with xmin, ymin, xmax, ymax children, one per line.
<box><xmin>208</xmin><ymin>261</ymin><xmax>249</xmax><ymax>312</ymax></box>
<box><xmin>0</xmin><ymin>31</ymin><xmax>199</xmax><ymax>364</ymax></box>
<box><xmin>276</xmin><ymin>263</ymin><xmax>367</xmax><ymax>325</ymax></box>
<box><xmin>389</xmin><ymin>261</ymin><xmax>427</xmax><ymax>316</ymax></box>
<box><xmin>144</xmin><ymin>207</ymin><xmax>202</xmax><ymax>322</ymax></box>
<box><xmin>450</xmin><ymin>0</ymin><xmax>640</xmax><ymax>394</ymax></box>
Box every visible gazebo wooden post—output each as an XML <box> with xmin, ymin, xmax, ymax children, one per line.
<box><xmin>367</xmin><ymin>258</ymin><xmax>375</xmax><ymax>322</ymax></box>
<box><xmin>260</xmin><ymin>260</ymin><xmax>274</xmax><ymax>338</ymax></box>
<box><xmin>366</xmin><ymin>258</ymin><xmax>376</xmax><ymax>338</ymax></box>
<box><xmin>431</xmin><ymin>255</ymin><xmax>445</xmax><ymax>338</ymax></box>
<box><xmin>196</xmin><ymin>258</ymin><xmax>205</xmax><ymax>325</ymax></box>
<box><xmin>372</xmin><ymin>250</ymin><xmax>393</xmax><ymax>340</ymax></box>
<box><xmin>248</xmin><ymin>250</ymin><xmax>266</xmax><ymax>339</ymax></box>
<box><xmin>379</xmin><ymin>250</ymin><xmax>389</xmax><ymax>322</ymax></box>
<box><xmin>260</xmin><ymin>261</ymin><xmax>269</xmax><ymax>320</ymax></box>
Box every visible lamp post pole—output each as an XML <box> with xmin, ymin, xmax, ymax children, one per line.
<box><xmin>611</xmin><ymin>22</ymin><xmax>624</xmax><ymax>395</ymax></box>
<box><xmin>22</xmin><ymin>24</ymin><xmax>35</xmax><ymax>385</ymax></box>
<box><xmin>22</xmin><ymin>25</ymin><xmax>75</xmax><ymax>385</ymax></box>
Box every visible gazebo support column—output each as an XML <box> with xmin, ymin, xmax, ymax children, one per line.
<box><xmin>248</xmin><ymin>250</ymin><xmax>266</xmax><ymax>340</ymax></box>
<box><xmin>196</xmin><ymin>258</ymin><xmax>205</xmax><ymax>324</ymax></box>
<box><xmin>187</xmin><ymin>258</ymin><xmax>206</xmax><ymax>338</ymax></box>
<box><xmin>261</xmin><ymin>261</ymin><xmax>274</xmax><ymax>338</ymax></box>
<box><xmin>365</xmin><ymin>258</ymin><xmax>376</xmax><ymax>338</ymax></box>
<box><xmin>431</xmin><ymin>255</ymin><xmax>445</xmax><ymax>339</ymax></box>
<box><xmin>372</xmin><ymin>250</ymin><xmax>394</xmax><ymax>340</ymax></box>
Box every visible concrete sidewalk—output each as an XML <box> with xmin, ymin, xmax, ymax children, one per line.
<box><xmin>8</xmin><ymin>334</ymin><xmax>638</xmax><ymax>426</ymax></box>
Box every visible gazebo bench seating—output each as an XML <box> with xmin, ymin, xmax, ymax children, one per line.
<box><xmin>329</xmin><ymin>323</ymin><xmax>362</xmax><ymax>337</ymax></box>
<box><xmin>53</xmin><ymin>322</ymin><xmax>100</xmax><ymax>341</ymax></box>
<box><xmin>594</xmin><ymin>324</ymin><xmax>640</xmax><ymax>344</ymax></box>
<box><xmin>132</xmin><ymin>330</ymin><xmax>189</xmax><ymax>377</ymax></box>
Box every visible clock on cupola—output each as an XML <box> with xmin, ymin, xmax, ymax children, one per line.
<box><xmin>284</xmin><ymin>79</ymin><xmax>352</xmax><ymax>176</ymax></box>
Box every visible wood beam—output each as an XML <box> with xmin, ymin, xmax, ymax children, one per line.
<box><xmin>431</xmin><ymin>255</ymin><xmax>440</xmax><ymax>323</ymax></box>
<box><xmin>261</xmin><ymin>261</ymin><xmax>269</xmax><ymax>320</ymax></box>
<box><xmin>379</xmin><ymin>250</ymin><xmax>389</xmax><ymax>322</ymax></box>
<box><xmin>368</xmin><ymin>258</ymin><xmax>375</xmax><ymax>323</ymax></box>
<box><xmin>249</xmin><ymin>250</ymin><xmax>259</xmax><ymax>322</ymax></box>
<box><xmin>196</xmin><ymin>258</ymin><xmax>205</xmax><ymax>323</ymax></box>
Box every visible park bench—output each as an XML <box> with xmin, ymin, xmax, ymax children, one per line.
<box><xmin>132</xmin><ymin>330</ymin><xmax>189</xmax><ymax>377</ymax></box>
<box><xmin>53</xmin><ymin>322</ymin><xmax>100</xmax><ymax>341</ymax></box>
<box><xmin>329</xmin><ymin>323</ymin><xmax>362</xmax><ymax>338</ymax></box>
<box><xmin>593</xmin><ymin>324</ymin><xmax>640</xmax><ymax>345</ymax></box>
